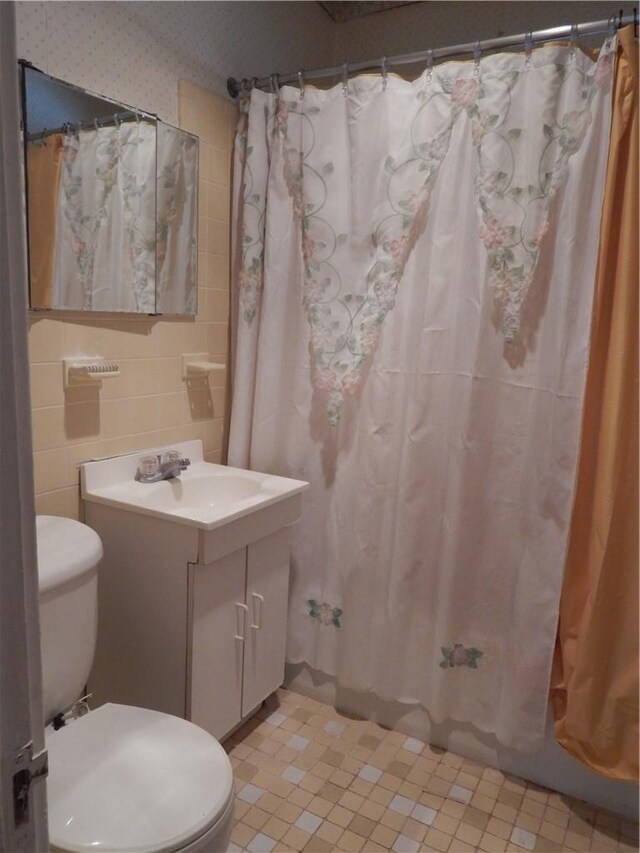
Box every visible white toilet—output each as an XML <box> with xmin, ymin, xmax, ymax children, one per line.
<box><xmin>36</xmin><ymin>515</ymin><xmax>235</xmax><ymax>853</ymax></box>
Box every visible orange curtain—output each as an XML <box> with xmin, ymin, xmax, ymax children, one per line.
<box><xmin>27</xmin><ymin>133</ymin><xmax>64</xmax><ymax>308</ymax></box>
<box><xmin>551</xmin><ymin>26</ymin><xmax>639</xmax><ymax>781</ymax></box>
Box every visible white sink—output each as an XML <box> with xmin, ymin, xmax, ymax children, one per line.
<box><xmin>81</xmin><ymin>440</ymin><xmax>307</xmax><ymax>531</ymax></box>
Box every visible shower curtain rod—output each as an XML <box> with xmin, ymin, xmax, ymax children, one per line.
<box><xmin>226</xmin><ymin>11</ymin><xmax>636</xmax><ymax>98</ymax></box>
<box><xmin>25</xmin><ymin>109</ymin><xmax>157</xmax><ymax>143</ymax></box>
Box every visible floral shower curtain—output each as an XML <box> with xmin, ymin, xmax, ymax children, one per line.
<box><xmin>52</xmin><ymin>121</ymin><xmax>156</xmax><ymax>312</ymax></box>
<box><xmin>229</xmin><ymin>39</ymin><xmax>614</xmax><ymax>750</ymax></box>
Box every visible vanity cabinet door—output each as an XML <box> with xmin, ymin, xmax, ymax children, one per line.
<box><xmin>189</xmin><ymin>549</ymin><xmax>246</xmax><ymax>740</ymax></box>
<box><xmin>242</xmin><ymin>527</ymin><xmax>292</xmax><ymax>717</ymax></box>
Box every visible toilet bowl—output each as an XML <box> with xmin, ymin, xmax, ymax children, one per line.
<box><xmin>36</xmin><ymin>515</ymin><xmax>234</xmax><ymax>853</ymax></box>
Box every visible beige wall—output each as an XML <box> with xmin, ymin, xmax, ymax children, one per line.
<box><xmin>30</xmin><ymin>86</ymin><xmax>235</xmax><ymax>520</ymax></box>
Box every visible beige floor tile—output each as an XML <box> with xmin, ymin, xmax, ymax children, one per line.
<box><xmin>425</xmin><ymin>826</ymin><xmax>454</xmax><ymax>851</ymax></box>
<box><xmin>479</xmin><ymin>830</ymin><xmax>508</xmax><ymax>852</ymax></box>
<box><xmin>521</xmin><ymin>798</ymin><xmax>546</xmax><ymax>819</ymax></box>
<box><xmin>230</xmin><ymin>822</ymin><xmax>255</xmax><ymax>846</ymax></box>
<box><xmin>289</xmin><ymin>789</ymin><xmax>314</xmax><ymax>808</ymax></box>
<box><xmin>370</xmin><ymin>823</ymin><xmax>399</xmax><ymax>848</ymax></box>
<box><xmin>380</xmin><ymin>809</ymin><xmax>406</xmax><ymax>831</ymax></box>
<box><xmin>441</xmin><ymin>801</ymin><xmax>467</xmax><ymax>820</ymax></box>
<box><xmin>360</xmin><ymin>799</ymin><xmax>386</xmax><ymax>822</ymax></box>
<box><xmin>303</xmin><ymin>837</ymin><xmax>333</xmax><ymax>852</ymax></box>
<box><xmin>225</xmin><ymin>690</ymin><xmax>637</xmax><ymax>853</ymax></box>
<box><xmin>538</xmin><ymin>821</ymin><xmax>565</xmax><ymax>843</ymax></box>
<box><xmin>516</xmin><ymin>812</ymin><xmax>542</xmax><ymax>833</ymax></box>
<box><xmin>262</xmin><ymin>816</ymin><xmax>289</xmax><ymax>840</ymax></box>
<box><xmin>337</xmin><ymin>829</ymin><xmax>366</xmax><ymax>851</ymax></box>
<box><xmin>370</xmin><ymin>787</ymin><xmax>394</xmax><ymax>807</ymax></box>
<box><xmin>435</xmin><ymin>764</ymin><xmax>458</xmax><ymax>782</ymax></box>
<box><xmin>300</xmin><ymin>774</ymin><xmax>325</xmax><ymax>794</ymax></box>
<box><xmin>453</xmin><ymin>841</ymin><xmax>477</xmax><ymax>852</ymax></box>
<box><xmin>434</xmin><ymin>813</ymin><xmax>460</xmax><ymax>836</ymax></box>
<box><xmin>269</xmin><ymin>778</ymin><xmax>295</xmax><ymax>799</ymax></box>
<box><xmin>397</xmin><ymin>780</ymin><xmax>422</xmax><ymax>800</ymax></box>
<box><xmin>494</xmin><ymin>803</ymin><xmax>519</xmax><ymax>824</ymax></box>
<box><xmin>350</xmin><ymin>778</ymin><xmax>374</xmax><ymax>797</ymax></box>
<box><xmin>327</xmin><ymin>804</ymin><xmax>355</xmax><ymax>828</ymax></box>
<box><xmin>319</xmin><ymin>781</ymin><xmax>344</xmax><ymax>803</ymax></box>
<box><xmin>310</xmin><ymin>761</ymin><xmax>334</xmax><ymax>781</ymax></box>
<box><xmin>256</xmin><ymin>792</ymin><xmax>283</xmax><ymax>814</ymax></box>
<box><xmin>426</xmin><ymin>777</ymin><xmax>451</xmax><ymax>797</ymax></box>
<box><xmin>331</xmin><ymin>768</ymin><xmax>355</xmax><ymax>788</ymax></box>
<box><xmin>465</xmin><ymin>805</ymin><xmax>491</xmax><ymax>830</ymax></box>
<box><xmin>472</xmin><ymin>792</ymin><xmax>498</xmax><ymax>814</ymax></box>
<box><xmin>349</xmin><ymin>813</ymin><xmax>377</xmax><ymax>838</ymax></box>
<box><xmin>563</xmin><ymin>829</ymin><xmax>591</xmax><ymax>850</ymax></box>
<box><xmin>401</xmin><ymin>817</ymin><xmax>427</xmax><ymax>842</ymax></box>
<box><xmin>307</xmin><ymin>797</ymin><xmax>334</xmax><ymax>819</ymax></box>
<box><xmin>244</xmin><ymin>807</ymin><xmax>270</xmax><ymax>830</ymax></box>
<box><xmin>315</xmin><ymin>821</ymin><xmax>343</xmax><ymax>844</ymax></box>
<box><xmin>281</xmin><ymin>826</ymin><xmax>311</xmax><ymax>851</ymax></box>
<box><xmin>339</xmin><ymin>790</ymin><xmax>365</xmax><ymax>812</ymax></box>
<box><xmin>275</xmin><ymin>802</ymin><xmax>303</xmax><ymax>824</ymax></box>
<box><xmin>456</xmin><ymin>821</ymin><xmax>483</xmax><ymax>845</ymax></box>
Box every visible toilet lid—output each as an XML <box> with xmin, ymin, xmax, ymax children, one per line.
<box><xmin>36</xmin><ymin>515</ymin><xmax>103</xmax><ymax>593</ymax></box>
<box><xmin>46</xmin><ymin>703</ymin><xmax>234</xmax><ymax>853</ymax></box>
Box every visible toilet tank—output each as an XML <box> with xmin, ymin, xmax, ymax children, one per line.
<box><xmin>36</xmin><ymin>516</ymin><xmax>103</xmax><ymax>723</ymax></box>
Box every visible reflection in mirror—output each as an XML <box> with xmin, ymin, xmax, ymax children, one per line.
<box><xmin>156</xmin><ymin>122</ymin><xmax>198</xmax><ymax>314</ymax></box>
<box><xmin>21</xmin><ymin>64</ymin><xmax>198</xmax><ymax>316</ymax></box>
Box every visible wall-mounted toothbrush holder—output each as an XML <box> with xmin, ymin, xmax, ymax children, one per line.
<box><xmin>63</xmin><ymin>357</ymin><xmax>120</xmax><ymax>390</ymax></box>
<box><xmin>182</xmin><ymin>353</ymin><xmax>225</xmax><ymax>380</ymax></box>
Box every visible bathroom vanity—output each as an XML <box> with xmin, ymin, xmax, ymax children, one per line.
<box><xmin>81</xmin><ymin>441</ymin><xmax>307</xmax><ymax>740</ymax></box>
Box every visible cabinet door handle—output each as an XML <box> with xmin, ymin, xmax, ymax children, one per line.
<box><xmin>250</xmin><ymin>593</ymin><xmax>265</xmax><ymax>630</ymax></box>
<box><xmin>235</xmin><ymin>602</ymin><xmax>248</xmax><ymax>641</ymax></box>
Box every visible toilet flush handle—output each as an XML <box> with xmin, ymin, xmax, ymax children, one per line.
<box><xmin>250</xmin><ymin>593</ymin><xmax>264</xmax><ymax>630</ymax></box>
<box><xmin>235</xmin><ymin>603</ymin><xmax>248</xmax><ymax>641</ymax></box>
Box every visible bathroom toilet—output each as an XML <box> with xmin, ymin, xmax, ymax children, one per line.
<box><xmin>36</xmin><ymin>515</ymin><xmax>235</xmax><ymax>853</ymax></box>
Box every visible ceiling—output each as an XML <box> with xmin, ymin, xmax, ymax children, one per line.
<box><xmin>318</xmin><ymin>2</ymin><xmax>419</xmax><ymax>23</ymax></box>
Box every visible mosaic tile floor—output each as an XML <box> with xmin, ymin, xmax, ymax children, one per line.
<box><xmin>225</xmin><ymin>688</ymin><xmax>639</xmax><ymax>853</ymax></box>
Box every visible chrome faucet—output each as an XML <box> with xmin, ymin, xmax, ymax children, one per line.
<box><xmin>137</xmin><ymin>450</ymin><xmax>191</xmax><ymax>483</ymax></box>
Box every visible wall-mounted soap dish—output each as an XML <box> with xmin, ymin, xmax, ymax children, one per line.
<box><xmin>63</xmin><ymin>357</ymin><xmax>120</xmax><ymax>390</ymax></box>
<box><xmin>182</xmin><ymin>353</ymin><xmax>225</xmax><ymax>380</ymax></box>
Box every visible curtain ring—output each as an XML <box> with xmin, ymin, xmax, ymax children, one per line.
<box><xmin>570</xmin><ymin>23</ymin><xmax>579</xmax><ymax>59</ymax></box>
<box><xmin>381</xmin><ymin>56</ymin><xmax>388</xmax><ymax>91</ymax></box>
<box><xmin>40</xmin><ymin>128</ymin><xmax>47</xmax><ymax>146</ymax></box>
<box><xmin>426</xmin><ymin>48</ymin><xmax>434</xmax><ymax>83</ymax></box>
<box><xmin>607</xmin><ymin>14</ymin><xmax>617</xmax><ymax>37</ymax></box>
<box><xmin>473</xmin><ymin>40</ymin><xmax>482</xmax><ymax>76</ymax></box>
<box><xmin>113</xmin><ymin>114</ymin><xmax>120</xmax><ymax>129</ymax></box>
<box><xmin>251</xmin><ymin>76</ymin><xmax>258</xmax><ymax>91</ymax></box>
<box><xmin>524</xmin><ymin>31</ymin><xmax>533</xmax><ymax>70</ymax></box>
<box><xmin>342</xmin><ymin>61</ymin><xmax>349</xmax><ymax>95</ymax></box>
<box><xmin>269</xmin><ymin>73</ymin><xmax>280</xmax><ymax>95</ymax></box>
<box><xmin>298</xmin><ymin>69</ymin><xmax>305</xmax><ymax>99</ymax></box>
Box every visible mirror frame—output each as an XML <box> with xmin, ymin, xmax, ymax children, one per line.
<box><xmin>19</xmin><ymin>60</ymin><xmax>198</xmax><ymax>317</ymax></box>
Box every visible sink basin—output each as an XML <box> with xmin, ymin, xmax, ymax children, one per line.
<box><xmin>139</xmin><ymin>473</ymin><xmax>262</xmax><ymax>513</ymax></box>
<box><xmin>81</xmin><ymin>440</ymin><xmax>307</xmax><ymax>531</ymax></box>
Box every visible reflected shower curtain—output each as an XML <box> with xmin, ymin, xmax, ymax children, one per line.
<box><xmin>52</xmin><ymin>122</ymin><xmax>156</xmax><ymax>312</ymax></box>
<box><xmin>230</xmin><ymin>40</ymin><xmax>614</xmax><ymax>750</ymax></box>
<box><xmin>27</xmin><ymin>133</ymin><xmax>64</xmax><ymax>307</ymax></box>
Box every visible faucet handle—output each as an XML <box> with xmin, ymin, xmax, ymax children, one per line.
<box><xmin>137</xmin><ymin>453</ymin><xmax>160</xmax><ymax>481</ymax></box>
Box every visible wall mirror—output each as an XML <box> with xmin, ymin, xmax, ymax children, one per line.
<box><xmin>20</xmin><ymin>63</ymin><xmax>198</xmax><ymax>315</ymax></box>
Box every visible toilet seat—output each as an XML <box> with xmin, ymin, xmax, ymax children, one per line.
<box><xmin>46</xmin><ymin>703</ymin><xmax>234</xmax><ymax>853</ymax></box>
